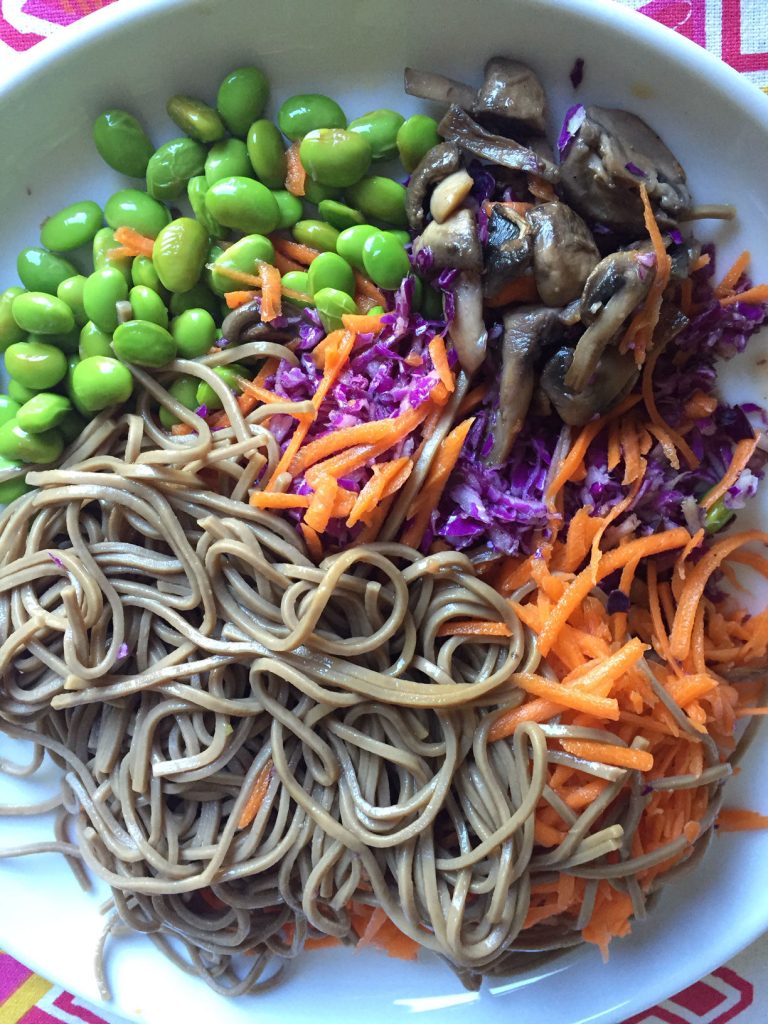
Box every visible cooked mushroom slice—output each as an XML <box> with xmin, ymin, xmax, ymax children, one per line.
<box><xmin>483</xmin><ymin>202</ymin><xmax>533</xmax><ymax>297</ymax></box>
<box><xmin>628</xmin><ymin>235</ymin><xmax>702</xmax><ymax>281</ymax></box>
<box><xmin>438</xmin><ymin>105</ymin><xmax>559</xmax><ymax>183</ymax></box>
<box><xmin>405</xmin><ymin>142</ymin><xmax>462</xmax><ymax>232</ymax></box>
<box><xmin>565</xmin><ymin>251</ymin><xmax>653</xmax><ymax>392</ymax></box>
<box><xmin>542</xmin><ymin>346</ymin><xmax>639</xmax><ymax>426</ymax></box>
<box><xmin>473</xmin><ymin>57</ymin><xmax>548</xmax><ymax>136</ymax></box>
<box><xmin>430</xmin><ymin>169</ymin><xmax>475</xmax><ymax>223</ymax></box>
<box><xmin>404</xmin><ymin>67</ymin><xmax>477</xmax><ymax>110</ymax></box>
<box><xmin>527</xmin><ymin>202</ymin><xmax>600</xmax><ymax>306</ymax></box>
<box><xmin>488</xmin><ymin>305</ymin><xmax>561</xmax><ymax>463</ymax></box>
<box><xmin>448</xmin><ymin>271</ymin><xmax>487</xmax><ymax>375</ymax></box>
<box><xmin>559</xmin><ymin>106</ymin><xmax>691</xmax><ymax>235</ymax></box>
<box><xmin>412</xmin><ymin>208</ymin><xmax>483</xmax><ymax>272</ymax></box>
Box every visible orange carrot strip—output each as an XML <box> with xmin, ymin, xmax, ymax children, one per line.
<box><xmin>304</xmin><ymin>475</ymin><xmax>339</xmax><ymax>533</ymax></box>
<box><xmin>346</xmin><ymin>457</ymin><xmax>412</xmax><ymax>528</ymax></box>
<box><xmin>563</xmin><ymin>638</ymin><xmax>648</xmax><ymax>694</ymax></box>
<box><xmin>305</xmin><ymin>935</ymin><xmax>342</xmax><ymax>950</ymax></box>
<box><xmin>107</xmin><ymin>245</ymin><xmax>135</xmax><ymax>260</ymax></box>
<box><xmin>497</xmin><ymin>675</ymin><xmax>620</xmax><ymax>725</ymax></box>
<box><xmin>113</xmin><ymin>224</ymin><xmax>155</xmax><ymax>256</ymax></box>
<box><xmin>618</xmin><ymin>185</ymin><xmax>671</xmax><ymax>364</ymax></box>
<box><xmin>401</xmin><ymin>418</ymin><xmax>475</xmax><ymax>548</ymax></box>
<box><xmin>457</xmin><ymin>383</ymin><xmax>489</xmax><ymax>417</ymax></box>
<box><xmin>488</xmin><ymin>698</ymin><xmax>561</xmax><ymax>741</ymax></box>
<box><xmin>437</xmin><ymin>620</ymin><xmax>512</xmax><ymax>638</ymax></box>
<box><xmin>291</xmin><ymin>405</ymin><xmax>425</xmax><ymax>476</ymax></box>
<box><xmin>485</xmin><ymin>275</ymin><xmax>539</xmax><ymax>308</ymax></box>
<box><xmin>641</xmin><ymin>340</ymin><xmax>699</xmax><ymax>470</ymax></box>
<box><xmin>342</xmin><ymin>313</ymin><xmax>385</xmax><ymax>333</ymax></box>
<box><xmin>300</xmin><ymin>523</ymin><xmax>323</xmax><ymax>561</ymax></box>
<box><xmin>720</xmin><ymin>285</ymin><xmax>768</xmax><ymax>307</ymax></box>
<box><xmin>700</xmin><ymin>437</ymin><xmax>759</xmax><ymax>511</ymax></box>
<box><xmin>250</xmin><ymin>492</ymin><xmax>311</xmax><ymax>509</ymax></box>
<box><xmin>353</xmin><ymin>270</ymin><xmax>387</xmax><ymax>310</ymax></box>
<box><xmin>273</xmin><ymin>250</ymin><xmax>304</xmax><ymax>275</ymax></box>
<box><xmin>666</xmin><ymin>673</ymin><xmax>717</xmax><ymax>707</ymax></box>
<box><xmin>225</xmin><ymin>289</ymin><xmax>258</xmax><ymax>309</ymax></box>
<box><xmin>213</xmin><ymin>264</ymin><xmax>263</xmax><ymax>289</ymax></box>
<box><xmin>716</xmin><ymin>808</ymin><xmax>768</xmax><ymax>832</ymax></box>
<box><xmin>690</xmin><ymin>253</ymin><xmax>711</xmax><ymax>272</ymax></box>
<box><xmin>679</xmin><ymin>277</ymin><xmax>694</xmax><ymax>318</ymax></box>
<box><xmin>271</xmin><ymin>237</ymin><xmax>321</xmax><ymax>265</ymax></box>
<box><xmin>285</xmin><ymin>141</ymin><xmax>306</xmax><ymax>197</ymax></box>
<box><xmin>428</xmin><ymin>335</ymin><xmax>455</xmax><ymax>393</ymax></box>
<box><xmin>560</xmin><ymin>740</ymin><xmax>654</xmax><ymax>772</ymax></box>
<box><xmin>237</xmin><ymin>758</ymin><xmax>274</xmax><ymax>829</ymax></box>
<box><xmin>260</xmin><ymin>261</ymin><xmax>283</xmax><ymax>322</ymax></box>
<box><xmin>715</xmin><ymin>250</ymin><xmax>750</xmax><ymax>298</ymax></box>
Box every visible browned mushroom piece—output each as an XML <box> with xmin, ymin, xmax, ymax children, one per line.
<box><xmin>541</xmin><ymin>346</ymin><xmax>639</xmax><ymax>426</ymax></box>
<box><xmin>565</xmin><ymin>250</ymin><xmax>653</xmax><ymax>392</ymax></box>
<box><xmin>472</xmin><ymin>57</ymin><xmax>548</xmax><ymax>136</ymax></box>
<box><xmin>527</xmin><ymin>202</ymin><xmax>600</xmax><ymax>307</ymax></box>
<box><xmin>559</xmin><ymin>106</ymin><xmax>691</xmax><ymax>235</ymax></box>
<box><xmin>404</xmin><ymin>67</ymin><xmax>477</xmax><ymax>110</ymax></box>
<box><xmin>438</xmin><ymin>105</ymin><xmax>559</xmax><ymax>183</ymax></box>
<box><xmin>412</xmin><ymin>208</ymin><xmax>483</xmax><ymax>273</ymax></box>
<box><xmin>487</xmin><ymin>305</ymin><xmax>562</xmax><ymax>464</ymax></box>
<box><xmin>448</xmin><ymin>271</ymin><xmax>487</xmax><ymax>375</ymax></box>
<box><xmin>483</xmin><ymin>202</ymin><xmax>533</xmax><ymax>298</ymax></box>
<box><xmin>405</xmin><ymin>142</ymin><xmax>462</xmax><ymax>232</ymax></box>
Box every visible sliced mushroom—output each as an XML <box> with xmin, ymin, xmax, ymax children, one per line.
<box><xmin>448</xmin><ymin>271</ymin><xmax>487</xmax><ymax>375</ymax></box>
<box><xmin>564</xmin><ymin>250</ymin><xmax>653</xmax><ymax>392</ymax></box>
<box><xmin>527</xmin><ymin>202</ymin><xmax>600</xmax><ymax>306</ymax></box>
<box><xmin>412</xmin><ymin>207</ymin><xmax>482</xmax><ymax>272</ymax></box>
<box><xmin>541</xmin><ymin>346</ymin><xmax>639</xmax><ymax>426</ymax></box>
<box><xmin>473</xmin><ymin>57</ymin><xmax>547</xmax><ymax>136</ymax></box>
<box><xmin>405</xmin><ymin>142</ymin><xmax>462</xmax><ymax>232</ymax></box>
<box><xmin>559</xmin><ymin>106</ymin><xmax>691</xmax><ymax>235</ymax></box>
<box><xmin>488</xmin><ymin>305</ymin><xmax>561</xmax><ymax>463</ymax></box>
<box><xmin>404</xmin><ymin>67</ymin><xmax>477</xmax><ymax>110</ymax></box>
<box><xmin>438</xmin><ymin>105</ymin><xmax>559</xmax><ymax>183</ymax></box>
<box><xmin>483</xmin><ymin>202</ymin><xmax>533</xmax><ymax>297</ymax></box>
<box><xmin>430</xmin><ymin>169</ymin><xmax>475</xmax><ymax>223</ymax></box>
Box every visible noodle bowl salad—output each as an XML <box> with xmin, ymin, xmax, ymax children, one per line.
<box><xmin>0</xmin><ymin>53</ymin><xmax>767</xmax><ymax>998</ymax></box>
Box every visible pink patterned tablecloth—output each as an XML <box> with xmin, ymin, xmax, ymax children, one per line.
<box><xmin>0</xmin><ymin>1</ymin><xmax>767</xmax><ymax>1022</ymax></box>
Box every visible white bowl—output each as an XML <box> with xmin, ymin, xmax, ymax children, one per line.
<box><xmin>1</xmin><ymin>1</ymin><xmax>768</xmax><ymax>1022</ymax></box>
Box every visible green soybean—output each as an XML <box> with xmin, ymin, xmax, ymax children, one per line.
<box><xmin>104</xmin><ymin>189</ymin><xmax>171</xmax><ymax>238</ymax></box>
<box><xmin>303</xmin><ymin>179</ymin><xmax>341</xmax><ymax>206</ymax></box>
<box><xmin>171</xmin><ymin>308</ymin><xmax>217</xmax><ymax>358</ymax></box>
<box><xmin>246</xmin><ymin>120</ymin><xmax>287</xmax><ymax>189</ymax></box>
<box><xmin>112</xmin><ymin>320</ymin><xmax>176</xmax><ymax>367</ymax></box>
<box><xmin>129</xmin><ymin>285</ymin><xmax>169</xmax><ymax>328</ymax></box>
<box><xmin>205</xmin><ymin>139</ymin><xmax>252</xmax><ymax>185</ymax></box>
<box><xmin>17</xmin><ymin>248</ymin><xmax>77</xmax><ymax>294</ymax></box>
<box><xmin>346</xmin><ymin>176</ymin><xmax>408</xmax><ymax>227</ymax></box>
<box><xmin>318</xmin><ymin>199</ymin><xmax>364</xmax><ymax>231</ymax></box>
<box><xmin>0</xmin><ymin>456</ymin><xmax>29</xmax><ymax>504</ymax></box>
<box><xmin>272</xmin><ymin>190</ymin><xmax>304</xmax><ymax>230</ymax></box>
<box><xmin>146</xmin><ymin>137</ymin><xmax>206</xmax><ymax>201</ymax></box>
<box><xmin>70</xmin><ymin>356</ymin><xmax>133</xmax><ymax>412</ymax></box>
<box><xmin>167</xmin><ymin>95</ymin><xmax>225</xmax><ymax>143</ymax></box>
<box><xmin>11</xmin><ymin>293</ymin><xmax>74</xmax><ymax>336</ymax></box>
<box><xmin>336</xmin><ymin>223</ymin><xmax>379</xmax><ymax>269</ymax></box>
<box><xmin>0</xmin><ymin>421</ymin><xmax>63</xmax><ymax>465</ymax></box>
<box><xmin>282</xmin><ymin>271</ymin><xmax>312</xmax><ymax>303</ymax></box>
<box><xmin>152</xmin><ymin>217</ymin><xmax>208</xmax><ymax>294</ymax></box>
<box><xmin>7</xmin><ymin>381</ymin><xmax>41</xmax><ymax>404</ymax></box>
<box><xmin>421</xmin><ymin>283</ymin><xmax>443</xmax><ymax>320</ymax></box>
<box><xmin>92</xmin><ymin>109</ymin><xmax>154</xmax><ymax>178</ymax></box>
<box><xmin>93</xmin><ymin>228</ymin><xmax>133</xmax><ymax>284</ymax></box>
<box><xmin>56</xmin><ymin>276</ymin><xmax>88</xmax><ymax>327</ymax></box>
<box><xmin>314</xmin><ymin>287</ymin><xmax>359</xmax><ymax>333</ymax></box>
<box><xmin>131</xmin><ymin>255</ymin><xmax>168</xmax><ymax>297</ymax></box>
<box><xmin>367</xmin><ymin>304</ymin><xmax>386</xmax><ymax>316</ymax></box>
<box><xmin>362</xmin><ymin>231</ymin><xmax>411</xmax><ymax>290</ymax></box>
<box><xmin>217</xmin><ymin>66</ymin><xmax>270</xmax><ymax>137</ymax></box>
<box><xmin>210</xmin><ymin>234</ymin><xmax>275</xmax><ymax>294</ymax></box>
<box><xmin>4</xmin><ymin>340</ymin><xmax>68</xmax><ymax>389</ymax></box>
<box><xmin>205</xmin><ymin>177</ymin><xmax>279</xmax><ymax>235</ymax></box>
<box><xmin>278</xmin><ymin>94</ymin><xmax>346</xmax><ymax>140</ymax></box>
<box><xmin>159</xmin><ymin>376</ymin><xmax>200</xmax><ymax>428</ymax></box>
<box><xmin>299</xmin><ymin>129</ymin><xmax>371</xmax><ymax>189</ymax></box>
<box><xmin>188</xmin><ymin>176</ymin><xmax>223</xmax><ymax>237</ymax></box>
<box><xmin>79</xmin><ymin>321</ymin><xmax>114</xmax><ymax>359</ymax></box>
<box><xmin>169</xmin><ymin>283</ymin><xmax>220</xmax><ymax>317</ymax></box>
<box><xmin>292</xmin><ymin>219</ymin><xmax>339</xmax><ymax>252</ymax></box>
<box><xmin>389</xmin><ymin>229</ymin><xmax>412</xmax><ymax>246</ymax></box>
<box><xmin>195</xmin><ymin>365</ymin><xmax>245</xmax><ymax>411</ymax></box>
<box><xmin>397</xmin><ymin>115</ymin><xmax>441</xmax><ymax>172</ymax></box>
<box><xmin>27</xmin><ymin>328</ymin><xmax>79</xmax><ymax>356</ymax></box>
<box><xmin>17</xmin><ymin>393</ymin><xmax>72</xmax><ymax>433</ymax></box>
<box><xmin>0</xmin><ymin>396</ymin><xmax>21</xmax><ymax>427</ymax></box>
<box><xmin>41</xmin><ymin>200</ymin><xmax>102</xmax><ymax>252</ymax></box>
<box><xmin>0</xmin><ymin>288</ymin><xmax>27</xmax><ymax>351</ymax></box>
<box><xmin>308</xmin><ymin>251</ymin><xmax>355</xmax><ymax>297</ymax></box>
<box><xmin>349</xmin><ymin>109</ymin><xmax>405</xmax><ymax>160</ymax></box>
<box><xmin>83</xmin><ymin>268</ymin><xmax>129</xmax><ymax>333</ymax></box>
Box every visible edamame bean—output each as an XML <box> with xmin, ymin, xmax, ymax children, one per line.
<box><xmin>281</xmin><ymin>271</ymin><xmax>312</xmax><ymax>303</ymax></box>
<box><xmin>7</xmin><ymin>381</ymin><xmax>41</xmax><ymax>404</ymax></box>
<box><xmin>336</xmin><ymin>224</ymin><xmax>378</xmax><ymax>269</ymax></box>
<box><xmin>0</xmin><ymin>421</ymin><xmax>63</xmax><ymax>465</ymax></box>
<box><xmin>0</xmin><ymin>288</ymin><xmax>26</xmax><ymax>350</ymax></box>
<box><xmin>93</xmin><ymin>228</ymin><xmax>133</xmax><ymax>284</ymax></box>
<box><xmin>188</xmin><ymin>176</ymin><xmax>223</xmax><ymax>237</ymax></box>
<box><xmin>205</xmin><ymin>177</ymin><xmax>280</xmax><ymax>235</ymax></box>
<box><xmin>421</xmin><ymin>282</ymin><xmax>443</xmax><ymax>320</ymax></box>
<box><xmin>171</xmin><ymin>309</ymin><xmax>217</xmax><ymax>358</ymax></box>
<box><xmin>205</xmin><ymin>139</ymin><xmax>252</xmax><ymax>185</ymax></box>
<box><xmin>278</xmin><ymin>94</ymin><xmax>346</xmax><ymax>140</ymax></box>
<box><xmin>314</xmin><ymin>287</ymin><xmax>359</xmax><ymax>332</ymax></box>
<box><xmin>112</xmin><ymin>320</ymin><xmax>177</xmax><ymax>367</ymax></box>
<box><xmin>303</xmin><ymin>179</ymin><xmax>341</xmax><ymax>206</ymax></box>
<box><xmin>59</xmin><ymin>410</ymin><xmax>90</xmax><ymax>443</ymax></box>
<box><xmin>217</xmin><ymin>66</ymin><xmax>270</xmax><ymax>137</ymax></box>
<box><xmin>346</xmin><ymin>176</ymin><xmax>408</xmax><ymax>227</ymax></box>
<box><xmin>389</xmin><ymin>229</ymin><xmax>411</xmax><ymax>246</ymax></box>
<box><xmin>292</xmin><ymin>219</ymin><xmax>339</xmax><ymax>252</ymax></box>
<box><xmin>17</xmin><ymin>248</ymin><xmax>77</xmax><ymax>294</ymax></box>
<box><xmin>4</xmin><ymin>340</ymin><xmax>68</xmax><ymax>389</ymax></box>
<box><xmin>71</xmin><ymin>356</ymin><xmax>133</xmax><ymax>412</ymax></box>
<box><xmin>367</xmin><ymin>305</ymin><xmax>385</xmax><ymax>316</ymax></box>
<box><xmin>56</xmin><ymin>276</ymin><xmax>88</xmax><ymax>327</ymax></box>
<box><xmin>195</xmin><ymin>365</ymin><xmax>246</xmax><ymax>410</ymax></box>
<box><xmin>79</xmin><ymin>321</ymin><xmax>114</xmax><ymax>359</ymax></box>
<box><xmin>159</xmin><ymin>376</ymin><xmax>200</xmax><ymax>428</ymax></box>
<box><xmin>362</xmin><ymin>231</ymin><xmax>411</xmax><ymax>290</ymax></box>
<box><xmin>0</xmin><ymin>456</ymin><xmax>29</xmax><ymax>504</ymax></box>
<box><xmin>169</xmin><ymin>282</ymin><xmax>220</xmax><ymax>317</ymax></box>
<box><xmin>40</xmin><ymin>201</ymin><xmax>103</xmax><ymax>253</ymax></box>
<box><xmin>308</xmin><ymin>251</ymin><xmax>355</xmax><ymax>297</ymax></box>
<box><xmin>83</xmin><ymin>268</ymin><xmax>129</xmax><ymax>333</ymax></box>
<box><xmin>246</xmin><ymin>120</ymin><xmax>287</xmax><ymax>189</ymax></box>
<box><xmin>272</xmin><ymin>190</ymin><xmax>304</xmax><ymax>229</ymax></box>
<box><xmin>299</xmin><ymin>129</ymin><xmax>371</xmax><ymax>189</ymax></box>
<box><xmin>129</xmin><ymin>285</ymin><xmax>169</xmax><ymax>328</ymax></box>
<box><xmin>27</xmin><ymin>328</ymin><xmax>79</xmax><ymax>356</ymax></box>
<box><xmin>11</xmin><ymin>293</ymin><xmax>75</xmax><ymax>336</ymax></box>
<box><xmin>397</xmin><ymin>115</ymin><xmax>441</xmax><ymax>172</ymax></box>
<box><xmin>92</xmin><ymin>109</ymin><xmax>154</xmax><ymax>178</ymax></box>
<box><xmin>152</xmin><ymin>217</ymin><xmax>208</xmax><ymax>294</ymax></box>
<box><xmin>167</xmin><ymin>95</ymin><xmax>225</xmax><ymax>143</ymax></box>
<box><xmin>131</xmin><ymin>255</ymin><xmax>168</xmax><ymax>297</ymax></box>
<box><xmin>318</xmin><ymin>199</ymin><xmax>364</xmax><ymax>231</ymax></box>
<box><xmin>104</xmin><ymin>189</ymin><xmax>171</xmax><ymax>238</ymax></box>
<box><xmin>0</xmin><ymin>396</ymin><xmax>21</xmax><ymax>427</ymax></box>
<box><xmin>17</xmin><ymin>393</ymin><xmax>72</xmax><ymax>433</ymax></box>
<box><xmin>349</xmin><ymin>109</ymin><xmax>405</xmax><ymax>160</ymax></box>
<box><xmin>146</xmin><ymin>137</ymin><xmax>206</xmax><ymax>201</ymax></box>
<box><xmin>209</xmin><ymin>234</ymin><xmax>275</xmax><ymax>294</ymax></box>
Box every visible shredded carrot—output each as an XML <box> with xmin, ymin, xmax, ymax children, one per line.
<box><xmin>560</xmin><ymin>739</ymin><xmax>654</xmax><ymax>772</ymax></box>
<box><xmin>271</xmin><ymin>237</ymin><xmax>321</xmax><ymax>265</ymax></box>
<box><xmin>485</xmin><ymin>275</ymin><xmax>539</xmax><ymax>308</ymax></box>
<box><xmin>641</xmin><ymin>337</ymin><xmax>700</xmax><ymax>470</ymax></box>
<box><xmin>503</xmin><ymin>674</ymin><xmax>620</xmax><ymax>722</ymax></box>
<box><xmin>346</xmin><ymin>458</ymin><xmax>412</xmax><ymax>528</ymax></box>
<box><xmin>457</xmin><ymin>383</ymin><xmax>489</xmax><ymax>417</ymax></box>
<box><xmin>273</xmin><ymin>250</ymin><xmax>304</xmax><ymax>275</ymax></box>
<box><xmin>305</xmin><ymin>935</ymin><xmax>342</xmax><ymax>950</ymax></box>
<box><xmin>353</xmin><ymin>271</ymin><xmax>387</xmax><ymax>310</ymax></box>
<box><xmin>284</xmin><ymin>141</ymin><xmax>306</xmax><ymax>197</ymax></box>
<box><xmin>260</xmin><ymin>261</ymin><xmax>283</xmax><ymax>322</ymax></box>
<box><xmin>401</xmin><ymin>418</ymin><xmax>474</xmax><ymax>549</ymax></box>
<box><xmin>720</xmin><ymin>284</ymin><xmax>768</xmax><ymax>307</ymax></box>
<box><xmin>300</xmin><ymin>522</ymin><xmax>323</xmax><ymax>561</ymax></box>
<box><xmin>690</xmin><ymin>253</ymin><xmax>711</xmax><ymax>272</ymax></box>
<box><xmin>437</xmin><ymin>620</ymin><xmax>512</xmax><ymax>638</ymax></box>
<box><xmin>715</xmin><ymin>250</ymin><xmax>750</xmax><ymax>298</ymax></box>
<box><xmin>304</xmin><ymin>475</ymin><xmax>339</xmax><ymax>533</ymax></box>
<box><xmin>428</xmin><ymin>335</ymin><xmax>455</xmax><ymax>393</ymax></box>
<box><xmin>619</xmin><ymin>184</ymin><xmax>672</xmax><ymax>364</ymax></box>
<box><xmin>237</xmin><ymin>758</ymin><xmax>274</xmax><ymax>829</ymax></box>
<box><xmin>224</xmin><ymin>289</ymin><xmax>258</xmax><ymax>309</ymax></box>
<box><xmin>700</xmin><ymin>437</ymin><xmax>760</xmax><ymax>511</ymax></box>
<box><xmin>342</xmin><ymin>313</ymin><xmax>385</xmax><ymax>334</ymax></box>
<box><xmin>112</xmin><ymin>224</ymin><xmax>155</xmax><ymax>256</ymax></box>
<box><xmin>684</xmin><ymin>390</ymin><xmax>718</xmax><ymax>421</ymax></box>
<box><xmin>717</xmin><ymin>808</ymin><xmax>768</xmax><ymax>831</ymax></box>
<box><xmin>679</xmin><ymin>277</ymin><xmax>694</xmax><ymax>317</ymax></box>
<box><xmin>212</xmin><ymin>264</ymin><xmax>263</xmax><ymax>289</ymax></box>
<box><xmin>249</xmin><ymin>492</ymin><xmax>311</xmax><ymax>509</ymax></box>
